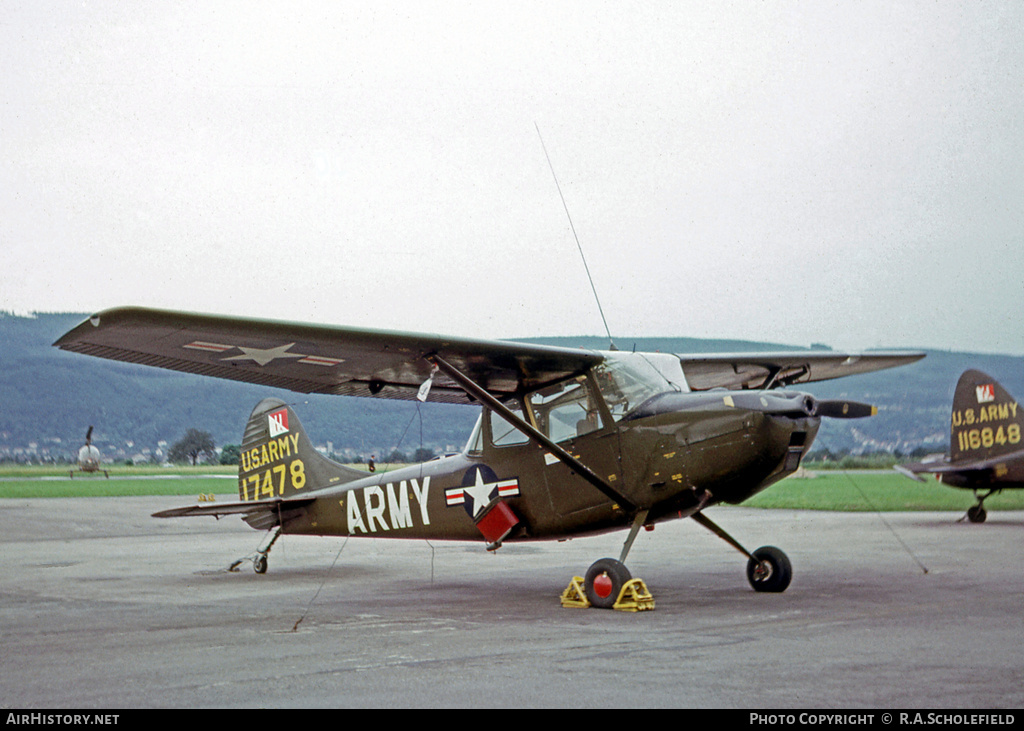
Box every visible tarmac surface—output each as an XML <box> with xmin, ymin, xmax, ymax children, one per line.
<box><xmin>1</xmin><ymin>496</ymin><xmax>1021</xmax><ymax>709</ymax></box>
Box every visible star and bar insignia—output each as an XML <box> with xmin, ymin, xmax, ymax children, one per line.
<box><xmin>183</xmin><ymin>341</ymin><xmax>343</xmax><ymax>367</ymax></box>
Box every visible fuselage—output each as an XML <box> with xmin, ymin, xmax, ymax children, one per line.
<box><xmin>278</xmin><ymin>352</ymin><xmax>821</xmax><ymax>544</ymax></box>
<box><xmin>937</xmin><ymin>464</ymin><xmax>1024</xmax><ymax>490</ymax></box>
<box><xmin>78</xmin><ymin>444</ymin><xmax>101</xmax><ymax>472</ymax></box>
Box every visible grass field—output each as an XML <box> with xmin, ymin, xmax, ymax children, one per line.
<box><xmin>2</xmin><ymin>465</ymin><xmax>1022</xmax><ymax>512</ymax></box>
<box><xmin>743</xmin><ymin>471</ymin><xmax>1024</xmax><ymax>512</ymax></box>
<box><xmin>0</xmin><ymin>464</ymin><xmax>239</xmax><ymax>498</ymax></box>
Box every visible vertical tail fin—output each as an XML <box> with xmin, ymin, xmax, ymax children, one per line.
<box><xmin>950</xmin><ymin>370</ymin><xmax>1022</xmax><ymax>463</ymax></box>
<box><xmin>238</xmin><ymin>398</ymin><xmax>367</xmax><ymax>501</ymax></box>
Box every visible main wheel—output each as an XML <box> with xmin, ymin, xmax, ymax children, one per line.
<box><xmin>253</xmin><ymin>555</ymin><xmax>268</xmax><ymax>574</ymax></box>
<box><xmin>967</xmin><ymin>505</ymin><xmax>987</xmax><ymax>523</ymax></box>
<box><xmin>746</xmin><ymin>546</ymin><xmax>792</xmax><ymax>593</ymax></box>
<box><xmin>584</xmin><ymin>558</ymin><xmax>632</xmax><ymax>609</ymax></box>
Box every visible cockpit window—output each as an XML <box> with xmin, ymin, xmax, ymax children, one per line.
<box><xmin>528</xmin><ymin>377</ymin><xmax>603</xmax><ymax>443</ymax></box>
<box><xmin>490</xmin><ymin>404</ymin><xmax>530</xmax><ymax>446</ymax></box>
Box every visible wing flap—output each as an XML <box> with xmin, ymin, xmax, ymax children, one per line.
<box><xmin>678</xmin><ymin>351</ymin><xmax>925</xmax><ymax>391</ymax></box>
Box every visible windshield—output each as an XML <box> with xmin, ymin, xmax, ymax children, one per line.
<box><xmin>593</xmin><ymin>352</ymin><xmax>688</xmax><ymax>421</ymax></box>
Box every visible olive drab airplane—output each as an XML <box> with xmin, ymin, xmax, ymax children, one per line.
<box><xmin>895</xmin><ymin>369</ymin><xmax>1024</xmax><ymax>524</ymax></box>
<box><xmin>55</xmin><ymin>307</ymin><xmax>923</xmax><ymax>607</ymax></box>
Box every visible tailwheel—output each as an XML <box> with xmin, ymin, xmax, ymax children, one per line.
<box><xmin>584</xmin><ymin>558</ymin><xmax>632</xmax><ymax>609</ymax></box>
<box><xmin>746</xmin><ymin>546</ymin><xmax>792</xmax><ymax>593</ymax></box>
<box><xmin>240</xmin><ymin>527</ymin><xmax>280</xmax><ymax>574</ymax></box>
<box><xmin>967</xmin><ymin>505</ymin><xmax>987</xmax><ymax>523</ymax></box>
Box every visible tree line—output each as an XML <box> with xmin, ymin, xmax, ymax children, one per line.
<box><xmin>161</xmin><ymin>429</ymin><xmax>437</xmax><ymax>467</ymax></box>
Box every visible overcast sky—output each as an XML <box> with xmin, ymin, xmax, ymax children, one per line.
<box><xmin>2</xmin><ymin>1</ymin><xmax>1022</xmax><ymax>355</ymax></box>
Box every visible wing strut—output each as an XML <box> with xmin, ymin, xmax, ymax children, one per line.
<box><xmin>428</xmin><ymin>355</ymin><xmax>638</xmax><ymax>515</ymax></box>
<box><xmin>690</xmin><ymin>511</ymin><xmax>756</xmax><ymax>561</ymax></box>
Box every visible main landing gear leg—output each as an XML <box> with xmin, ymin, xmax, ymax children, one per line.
<box><xmin>618</xmin><ymin>509</ymin><xmax>649</xmax><ymax>564</ymax></box>
<box><xmin>690</xmin><ymin>512</ymin><xmax>792</xmax><ymax>593</ymax></box>
<box><xmin>563</xmin><ymin>511</ymin><xmax>655</xmax><ymax>611</ymax></box>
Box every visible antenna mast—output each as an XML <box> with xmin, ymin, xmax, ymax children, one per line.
<box><xmin>535</xmin><ymin>123</ymin><xmax>617</xmax><ymax>350</ymax></box>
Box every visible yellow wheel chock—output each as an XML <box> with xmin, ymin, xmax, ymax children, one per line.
<box><xmin>559</xmin><ymin>576</ymin><xmax>655</xmax><ymax>611</ymax></box>
<box><xmin>560</xmin><ymin>576</ymin><xmax>590</xmax><ymax>608</ymax></box>
<box><xmin>612</xmin><ymin>578</ymin><xmax>655</xmax><ymax>612</ymax></box>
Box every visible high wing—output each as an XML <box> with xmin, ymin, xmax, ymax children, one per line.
<box><xmin>678</xmin><ymin>351</ymin><xmax>925</xmax><ymax>391</ymax></box>
<box><xmin>54</xmin><ymin>307</ymin><xmax>924</xmax><ymax>401</ymax></box>
<box><xmin>53</xmin><ymin>307</ymin><xmax>604</xmax><ymax>404</ymax></box>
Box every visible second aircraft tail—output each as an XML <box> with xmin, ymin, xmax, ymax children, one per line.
<box><xmin>950</xmin><ymin>369</ymin><xmax>1022</xmax><ymax>463</ymax></box>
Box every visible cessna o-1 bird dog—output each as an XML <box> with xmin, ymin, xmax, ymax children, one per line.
<box><xmin>896</xmin><ymin>369</ymin><xmax>1024</xmax><ymax>524</ymax></box>
<box><xmin>56</xmin><ymin>308</ymin><xmax>923</xmax><ymax>608</ymax></box>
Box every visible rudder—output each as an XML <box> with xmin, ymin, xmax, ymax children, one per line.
<box><xmin>238</xmin><ymin>397</ymin><xmax>367</xmax><ymax>501</ymax></box>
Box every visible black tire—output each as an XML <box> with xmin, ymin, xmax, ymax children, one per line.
<box><xmin>584</xmin><ymin>558</ymin><xmax>632</xmax><ymax>609</ymax></box>
<box><xmin>967</xmin><ymin>505</ymin><xmax>987</xmax><ymax>523</ymax></box>
<box><xmin>253</xmin><ymin>555</ymin><xmax>268</xmax><ymax>574</ymax></box>
<box><xmin>746</xmin><ymin>546</ymin><xmax>792</xmax><ymax>593</ymax></box>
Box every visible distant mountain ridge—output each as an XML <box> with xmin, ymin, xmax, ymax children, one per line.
<box><xmin>3</xmin><ymin>312</ymin><xmax>1022</xmax><ymax>462</ymax></box>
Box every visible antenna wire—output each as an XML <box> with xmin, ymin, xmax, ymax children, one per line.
<box><xmin>535</xmin><ymin>122</ymin><xmax>617</xmax><ymax>350</ymax></box>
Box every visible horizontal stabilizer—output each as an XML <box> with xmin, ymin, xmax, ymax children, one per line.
<box><xmin>893</xmin><ymin>464</ymin><xmax>928</xmax><ymax>482</ymax></box>
<box><xmin>152</xmin><ymin>496</ymin><xmax>314</xmax><ymax>520</ymax></box>
<box><xmin>899</xmin><ymin>447</ymin><xmax>1024</xmax><ymax>477</ymax></box>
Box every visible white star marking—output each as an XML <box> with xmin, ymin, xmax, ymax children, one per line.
<box><xmin>462</xmin><ymin>470</ymin><xmax>496</xmax><ymax>518</ymax></box>
<box><xmin>222</xmin><ymin>343</ymin><xmax>306</xmax><ymax>367</ymax></box>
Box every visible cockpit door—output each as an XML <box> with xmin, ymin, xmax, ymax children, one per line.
<box><xmin>525</xmin><ymin>374</ymin><xmax>623</xmax><ymax>516</ymax></box>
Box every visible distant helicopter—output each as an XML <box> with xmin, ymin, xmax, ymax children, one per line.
<box><xmin>70</xmin><ymin>426</ymin><xmax>109</xmax><ymax>478</ymax></box>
